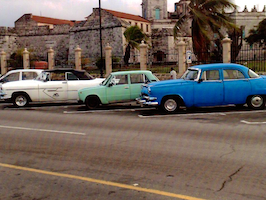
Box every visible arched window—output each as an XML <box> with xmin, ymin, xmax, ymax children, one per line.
<box><xmin>155</xmin><ymin>8</ymin><xmax>160</xmax><ymax>20</ymax></box>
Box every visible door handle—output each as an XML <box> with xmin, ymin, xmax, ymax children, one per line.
<box><xmin>124</xmin><ymin>86</ymin><xmax>129</xmax><ymax>89</ymax></box>
<box><xmin>62</xmin><ymin>81</ymin><xmax>67</xmax><ymax>84</ymax></box>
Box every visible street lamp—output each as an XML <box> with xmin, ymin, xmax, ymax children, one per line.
<box><xmin>99</xmin><ymin>0</ymin><xmax>104</xmax><ymax>78</ymax></box>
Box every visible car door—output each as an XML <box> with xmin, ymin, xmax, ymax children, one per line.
<box><xmin>223</xmin><ymin>69</ymin><xmax>251</xmax><ymax>104</ymax></box>
<box><xmin>129</xmin><ymin>73</ymin><xmax>149</xmax><ymax>99</ymax></box>
<box><xmin>106</xmin><ymin>74</ymin><xmax>130</xmax><ymax>103</ymax></box>
<box><xmin>194</xmin><ymin>69</ymin><xmax>224</xmax><ymax>106</ymax></box>
<box><xmin>38</xmin><ymin>72</ymin><xmax>67</xmax><ymax>101</ymax></box>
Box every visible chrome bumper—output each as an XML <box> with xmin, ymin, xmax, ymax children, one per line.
<box><xmin>0</xmin><ymin>92</ymin><xmax>6</xmax><ymax>100</ymax></box>
<box><xmin>136</xmin><ymin>96</ymin><xmax>159</xmax><ymax>106</ymax></box>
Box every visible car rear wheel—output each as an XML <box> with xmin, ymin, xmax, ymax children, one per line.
<box><xmin>162</xmin><ymin>97</ymin><xmax>179</xmax><ymax>113</ymax></box>
<box><xmin>13</xmin><ymin>93</ymin><xmax>29</xmax><ymax>107</ymax></box>
<box><xmin>85</xmin><ymin>96</ymin><xmax>100</xmax><ymax>110</ymax></box>
<box><xmin>247</xmin><ymin>95</ymin><xmax>265</xmax><ymax>110</ymax></box>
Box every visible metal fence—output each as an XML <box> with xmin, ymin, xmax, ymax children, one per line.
<box><xmin>232</xmin><ymin>44</ymin><xmax>266</xmax><ymax>72</ymax></box>
<box><xmin>111</xmin><ymin>53</ymin><xmax>178</xmax><ymax>74</ymax></box>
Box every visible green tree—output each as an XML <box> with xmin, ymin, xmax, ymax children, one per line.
<box><xmin>174</xmin><ymin>0</ymin><xmax>237</xmax><ymax>61</ymax></box>
<box><xmin>123</xmin><ymin>25</ymin><xmax>148</xmax><ymax>66</ymax></box>
<box><xmin>245</xmin><ymin>19</ymin><xmax>266</xmax><ymax>47</ymax></box>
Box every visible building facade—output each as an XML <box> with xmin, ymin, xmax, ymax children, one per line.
<box><xmin>0</xmin><ymin>0</ymin><xmax>265</xmax><ymax>70</ymax></box>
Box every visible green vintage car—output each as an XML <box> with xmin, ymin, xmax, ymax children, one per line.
<box><xmin>78</xmin><ymin>70</ymin><xmax>159</xmax><ymax>109</ymax></box>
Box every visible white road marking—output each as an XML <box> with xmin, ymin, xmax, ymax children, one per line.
<box><xmin>138</xmin><ymin>112</ymin><xmax>226</xmax><ymax>118</ymax></box>
<box><xmin>0</xmin><ymin>125</ymin><xmax>86</xmax><ymax>136</ymax></box>
<box><xmin>240</xmin><ymin>120</ymin><xmax>266</xmax><ymax>125</ymax></box>
<box><xmin>138</xmin><ymin>110</ymin><xmax>266</xmax><ymax>118</ymax></box>
<box><xmin>63</xmin><ymin>107</ymin><xmax>154</xmax><ymax>114</ymax></box>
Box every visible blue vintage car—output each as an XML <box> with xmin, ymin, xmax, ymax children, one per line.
<box><xmin>137</xmin><ymin>63</ymin><xmax>266</xmax><ymax>113</ymax></box>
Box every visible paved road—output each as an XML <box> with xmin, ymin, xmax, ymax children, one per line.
<box><xmin>0</xmin><ymin>103</ymin><xmax>266</xmax><ymax>200</ymax></box>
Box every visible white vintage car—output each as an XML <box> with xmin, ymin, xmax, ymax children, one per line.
<box><xmin>0</xmin><ymin>68</ymin><xmax>104</xmax><ymax>107</ymax></box>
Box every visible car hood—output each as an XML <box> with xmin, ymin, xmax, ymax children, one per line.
<box><xmin>145</xmin><ymin>78</ymin><xmax>193</xmax><ymax>87</ymax></box>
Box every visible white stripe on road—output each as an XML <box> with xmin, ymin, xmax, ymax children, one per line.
<box><xmin>64</xmin><ymin>107</ymin><xmax>155</xmax><ymax>114</ymax></box>
<box><xmin>0</xmin><ymin>125</ymin><xmax>86</xmax><ymax>136</ymax></box>
<box><xmin>241</xmin><ymin>120</ymin><xmax>266</xmax><ymax>125</ymax></box>
<box><xmin>138</xmin><ymin>112</ymin><xmax>226</xmax><ymax>118</ymax></box>
<box><xmin>138</xmin><ymin>110</ymin><xmax>266</xmax><ymax>118</ymax></box>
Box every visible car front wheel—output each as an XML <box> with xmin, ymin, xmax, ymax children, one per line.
<box><xmin>161</xmin><ymin>97</ymin><xmax>179</xmax><ymax>113</ymax></box>
<box><xmin>85</xmin><ymin>96</ymin><xmax>101</xmax><ymax>110</ymax></box>
<box><xmin>247</xmin><ymin>95</ymin><xmax>265</xmax><ymax>110</ymax></box>
<box><xmin>13</xmin><ymin>93</ymin><xmax>29</xmax><ymax>107</ymax></box>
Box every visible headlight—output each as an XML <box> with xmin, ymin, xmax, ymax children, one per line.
<box><xmin>147</xmin><ymin>86</ymin><xmax>151</xmax><ymax>94</ymax></box>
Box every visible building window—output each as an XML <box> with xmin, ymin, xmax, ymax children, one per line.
<box><xmin>141</xmin><ymin>23</ymin><xmax>143</xmax><ymax>30</ymax></box>
<box><xmin>146</xmin><ymin>24</ymin><xmax>149</xmax><ymax>32</ymax></box>
<box><xmin>135</xmin><ymin>22</ymin><xmax>138</xmax><ymax>26</ymax></box>
<box><xmin>129</xmin><ymin>21</ymin><xmax>131</xmax><ymax>25</ymax></box>
<box><xmin>155</xmin><ymin>8</ymin><xmax>160</xmax><ymax>20</ymax></box>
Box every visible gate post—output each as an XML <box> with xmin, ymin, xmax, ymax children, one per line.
<box><xmin>0</xmin><ymin>50</ymin><xmax>7</xmax><ymax>74</ymax></box>
<box><xmin>139</xmin><ymin>41</ymin><xmax>147</xmax><ymax>70</ymax></box>
<box><xmin>222</xmin><ymin>36</ymin><xmax>232</xmax><ymax>63</ymax></box>
<box><xmin>105</xmin><ymin>43</ymin><xmax>112</xmax><ymax>76</ymax></box>
<box><xmin>48</xmin><ymin>47</ymin><xmax>55</xmax><ymax>70</ymax></box>
<box><xmin>23</xmin><ymin>48</ymin><xmax>30</xmax><ymax>69</ymax></box>
<box><xmin>177</xmin><ymin>40</ymin><xmax>187</xmax><ymax>77</ymax></box>
<box><xmin>75</xmin><ymin>45</ymin><xmax>82</xmax><ymax>70</ymax></box>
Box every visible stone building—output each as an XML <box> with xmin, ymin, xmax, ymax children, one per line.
<box><xmin>0</xmin><ymin>0</ymin><xmax>266</xmax><ymax>69</ymax></box>
<box><xmin>228</xmin><ymin>5</ymin><xmax>266</xmax><ymax>41</ymax></box>
<box><xmin>69</xmin><ymin>8</ymin><xmax>151</xmax><ymax>64</ymax></box>
<box><xmin>14</xmin><ymin>14</ymin><xmax>78</xmax><ymax>65</ymax></box>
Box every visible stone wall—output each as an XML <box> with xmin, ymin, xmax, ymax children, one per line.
<box><xmin>17</xmin><ymin>34</ymin><xmax>70</xmax><ymax>64</ymax></box>
<box><xmin>0</xmin><ymin>27</ymin><xmax>17</xmax><ymax>58</ymax></box>
<box><xmin>69</xmin><ymin>8</ymin><xmax>125</xmax><ymax>65</ymax></box>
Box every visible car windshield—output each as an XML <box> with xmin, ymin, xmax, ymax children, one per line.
<box><xmin>181</xmin><ymin>69</ymin><xmax>199</xmax><ymax>80</ymax></box>
<box><xmin>36</xmin><ymin>72</ymin><xmax>49</xmax><ymax>81</ymax></box>
<box><xmin>101</xmin><ymin>74</ymin><xmax>112</xmax><ymax>86</ymax></box>
<box><xmin>248</xmin><ymin>69</ymin><xmax>260</xmax><ymax>78</ymax></box>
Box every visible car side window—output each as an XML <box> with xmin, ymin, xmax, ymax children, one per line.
<box><xmin>201</xmin><ymin>70</ymin><xmax>220</xmax><ymax>81</ymax></box>
<box><xmin>130</xmin><ymin>74</ymin><xmax>148</xmax><ymax>84</ymax></box>
<box><xmin>50</xmin><ymin>72</ymin><xmax>66</xmax><ymax>81</ymax></box>
<box><xmin>67</xmin><ymin>72</ymin><xmax>79</xmax><ymax>81</ymax></box>
<box><xmin>223</xmin><ymin>70</ymin><xmax>245</xmax><ymax>79</ymax></box>
<box><xmin>4</xmin><ymin>72</ymin><xmax>20</xmax><ymax>82</ymax></box>
<box><xmin>112</xmin><ymin>75</ymin><xmax>128</xmax><ymax>85</ymax></box>
<box><xmin>22</xmin><ymin>72</ymin><xmax>38</xmax><ymax>80</ymax></box>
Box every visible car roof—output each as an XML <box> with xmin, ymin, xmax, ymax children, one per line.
<box><xmin>43</xmin><ymin>68</ymin><xmax>86</xmax><ymax>73</ymax></box>
<box><xmin>110</xmin><ymin>70</ymin><xmax>152</xmax><ymax>75</ymax></box>
<box><xmin>190</xmin><ymin>63</ymin><xmax>249</xmax><ymax>71</ymax></box>
<box><xmin>7</xmin><ymin>69</ymin><xmax>43</xmax><ymax>72</ymax></box>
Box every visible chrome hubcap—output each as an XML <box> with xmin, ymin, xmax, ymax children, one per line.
<box><xmin>15</xmin><ymin>95</ymin><xmax>27</xmax><ymax>107</ymax></box>
<box><xmin>251</xmin><ymin>96</ymin><xmax>263</xmax><ymax>108</ymax></box>
<box><xmin>164</xmin><ymin>99</ymin><xmax>177</xmax><ymax>112</ymax></box>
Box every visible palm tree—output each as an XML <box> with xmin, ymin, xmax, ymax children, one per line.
<box><xmin>174</xmin><ymin>0</ymin><xmax>237</xmax><ymax>61</ymax></box>
<box><xmin>123</xmin><ymin>26</ymin><xmax>148</xmax><ymax>66</ymax></box>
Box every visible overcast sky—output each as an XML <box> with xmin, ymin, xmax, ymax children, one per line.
<box><xmin>0</xmin><ymin>0</ymin><xmax>265</xmax><ymax>27</ymax></box>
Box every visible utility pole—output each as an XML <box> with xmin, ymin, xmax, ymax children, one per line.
<box><xmin>99</xmin><ymin>0</ymin><xmax>104</xmax><ymax>78</ymax></box>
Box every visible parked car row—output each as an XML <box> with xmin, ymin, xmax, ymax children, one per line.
<box><xmin>0</xmin><ymin>69</ymin><xmax>159</xmax><ymax>108</ymax></box>
<box><xmin>1</xmin><ymin>63</ymin><xmax>266</xmax><ymax>113</ymax></box>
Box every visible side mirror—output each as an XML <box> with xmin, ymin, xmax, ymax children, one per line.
<box><xmin>108</xmin><ymin>82</ymin><xmax>114</xmax><ymax>87</ymax></box>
